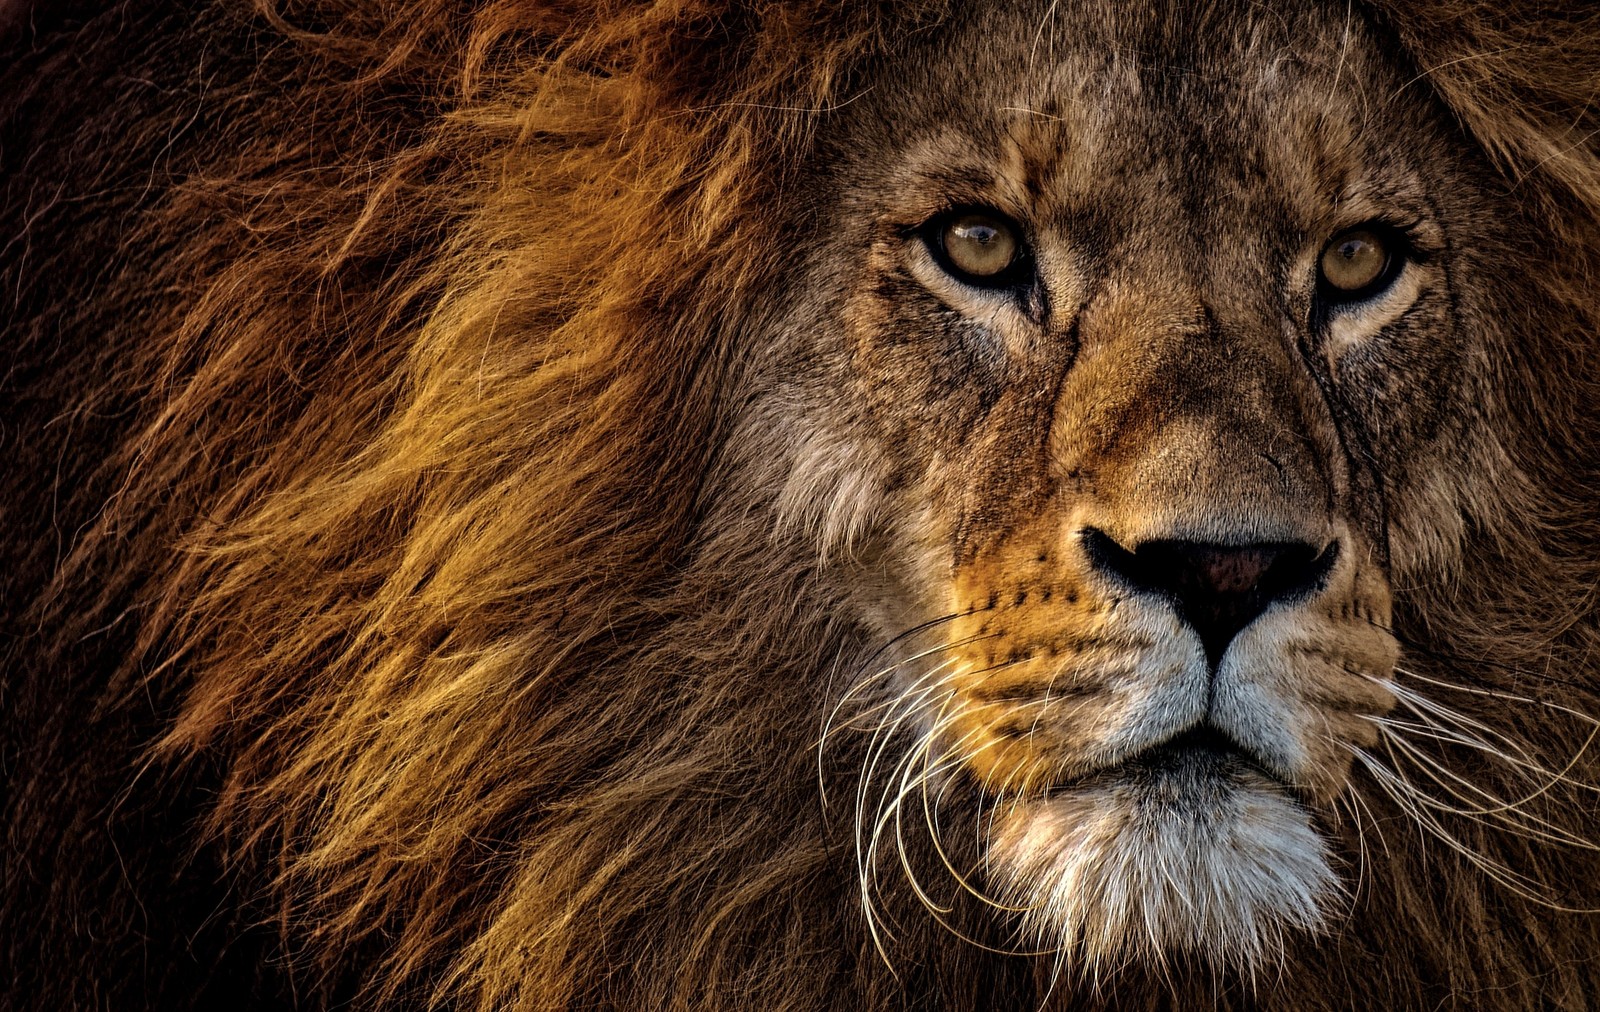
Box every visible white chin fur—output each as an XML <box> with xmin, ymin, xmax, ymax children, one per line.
<box><xmin>987</xmin><ymin>761</ymin><xmax>1336</xmax><ymax>971</ymax></box>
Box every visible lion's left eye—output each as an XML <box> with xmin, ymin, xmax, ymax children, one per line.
<box><xmin>1317</xmin><ymin>225</ymin><xmax>1407</xmax><ymax>303</ymax></box>
<box><xmin>924</xmin><ymin>209</ymin><xmax>1028</xmax><ymax>288</ymax></box>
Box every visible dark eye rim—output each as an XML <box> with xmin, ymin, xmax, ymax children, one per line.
<box><xmin>918</xmin><ymin>205</ymin><xmax>1035</xmax><ymax>291</ymax></box>
<box><xmin>1314</xmin><ymin>220</ymin><xmax>1415</xmax><ymax>306</ymax></box>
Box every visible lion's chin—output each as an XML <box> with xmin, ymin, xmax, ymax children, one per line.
<box><xmin>986</xmin><ymin>740</ymin><xmax>1336</xmax><ymax>971</ymax></box>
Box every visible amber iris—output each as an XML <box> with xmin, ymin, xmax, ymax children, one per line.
<box><xmin>940</xmin><ymin>211</ymin><xmax>1020</xmax><ymax>280</ymax></box>
<box><xmin>1319</xmin><ymin>228</ymin><xmax>1391</xmax><ymax>295</ymax></box>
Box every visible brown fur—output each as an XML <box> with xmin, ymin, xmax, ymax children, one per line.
<box><xmin>2</xmin><ymin>1</ymin><xmax>1598</xmax><ymax>1009</ymax></box>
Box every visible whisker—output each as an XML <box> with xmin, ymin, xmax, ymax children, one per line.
<box><xmin>866</xmin><ymin>723</ymin><xmax>1051</xmax><ymax>958</ymax></box>
<box><xmin>1393</xmin><ymin>664</ymin><xmax>1600</xmax><ymax>731</ymax></box>
<box><xmin>856</xmin><ymin>671</ymin><xmax>955</xmax><ymax>836</ymax></box>
<box><xmin>1373</xmin><ymin>729</ymin><xmax>1600</xmax><ymax>851</ymax></box>
<box><xmin>825</xmin><ymin>625</ymin><xmax>988</xmax><ymax>744</ymax></box>
<box><xmin>1344</xmin><ymin>773</ymin><xmax>1393</xmax><ymax>865</ymax></box>
<box><xmin>821</xmin><ymin>632</ymin><xmax>978</xmax><ymax>813</ymax></box>
<box><xmin>1373</xmin><ymin>713</ymin><xmax>1600</xmax><ymax>805</ymax></box>
<box><xmin>1329</xmin><ymin>791</ymin><xmax>1370</xmax><ymax>914</ymax></box>
<box><xmin>885</xmin><ymin>702</ymin><xmax>983</xmax><ymax>918</ymax></box>
<box><xmin>1351</xmin><ymin>747</ymin><xmax>1600</xmax><ymax>914</ymax></box>
<box><xmin>1377</xmin><ymin>674</ymin><xmax>1600</xmax><ymax>800</ymax></box>
<box><xmin>852</xmin><ymin>660</ymin><xmax>963</xmax><ymax>973</ymax></box>
<box><xmin>1383</xmin><ymin>676</ymin><xmax>1547</xmax><ymax>767</ymax></box>
<box><xmin>1358</xmin><ymin>750</ymin><xmax>1543</xmax><ymax>892</ymax></box>
<box><xmin>917</xmin><ymin>702</ymin><xmax>1035</xmax><ymax>915</ymax></box>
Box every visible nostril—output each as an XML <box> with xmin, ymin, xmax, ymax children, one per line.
<box><xmin>1081</xmin><ymin>529</ymin><xmax>1338</xmax><ymax>667</ymax></box>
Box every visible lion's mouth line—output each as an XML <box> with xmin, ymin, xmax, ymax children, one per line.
<box><xmin>1133</xmin><ymin>723</ymin><xmax>1272</xmax><ymax>772</ymax></box>
<box><xmin>1041</xmin><ymin>722</ymin><xmax>1295</xmax><ymax>798</ymax></box>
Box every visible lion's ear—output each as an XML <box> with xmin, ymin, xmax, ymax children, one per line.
<box><xmin>1374</xmin><ymin>0</ymin><xmax>1600</xmax><ymax>223</ymax></box>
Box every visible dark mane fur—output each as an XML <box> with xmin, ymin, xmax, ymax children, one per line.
<box><xmin>3</xmin><ymin>1</ymin><xmax>1598</xmax><ymax>1008</ymax></box>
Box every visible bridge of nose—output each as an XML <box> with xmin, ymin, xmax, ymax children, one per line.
<box><xmin>1051</xmin><ymin>279</ymin><xmax>1341</xmax><ymax>548</ymax></box>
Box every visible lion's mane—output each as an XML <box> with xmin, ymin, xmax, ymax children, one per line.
<box><xmin>3</xmin><ymin>2</ymin><xmax>1599</xmax><ymax>1009</ymax></box>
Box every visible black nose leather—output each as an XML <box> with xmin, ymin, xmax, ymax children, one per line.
<box><xmin>1083</xmin><ymin>530</ymin><xmax>1338</xmax><ymax>667</ymax></box>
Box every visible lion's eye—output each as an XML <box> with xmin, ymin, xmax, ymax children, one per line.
<box><xmin>1317</xmin><ymin>226</ymin><xmax>1402</xmax><ymax>301</ymax></box>
<box><xmin>928</xmin><ymin>209</ymin><xmax>1026</xmax><ymax>286</ymax></box>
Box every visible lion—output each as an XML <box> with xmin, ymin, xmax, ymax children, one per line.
<box><xmin>3</xmin><ymin>0</ymin><xmax>1599</xmax><ymax>1008</ymax></box>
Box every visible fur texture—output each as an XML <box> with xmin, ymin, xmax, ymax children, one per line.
<box><xmin>2</xmin><ymin>1</ymin><xmax>1599</xmax><ymax>1009</ymax></box>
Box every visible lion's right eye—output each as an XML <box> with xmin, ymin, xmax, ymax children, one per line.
<box><xmin>925</xmin><ymin>209</ymin><xmax>1028</xmax><ymax>288</ymax></box>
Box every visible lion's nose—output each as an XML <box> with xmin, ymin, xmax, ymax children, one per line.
<box><xmin>1082</xmin><ymin>530</ymin><xmax>1339</xmax><ymax>667</ymax></box>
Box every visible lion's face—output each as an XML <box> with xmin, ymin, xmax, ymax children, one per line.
<box><xmin>753</xmin><ymin>0</ymin><xmax>1510</xmax><ymax>965</ymax></box>
<box><xmin>8</xmin><ymin>0</ymin><xmax>1600</xmax><ymax>1006</ymax></box>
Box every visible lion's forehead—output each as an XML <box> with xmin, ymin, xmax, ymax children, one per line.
<box><xmin>846</xmin><ymin>0</ymin><xmax>1427</xmax><ymax>231</ymax></box>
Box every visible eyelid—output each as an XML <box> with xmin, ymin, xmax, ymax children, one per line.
<box><xmin>1349</xmin><ymin>218</ymin><xmax>1430</xmax><ymax>262</ymax></box>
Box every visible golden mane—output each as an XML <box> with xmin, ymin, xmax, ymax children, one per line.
<box><xmin>3</xmin><ymin>1</ymin><xmax>1599</xmax><ymax>1008</ymax></box>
